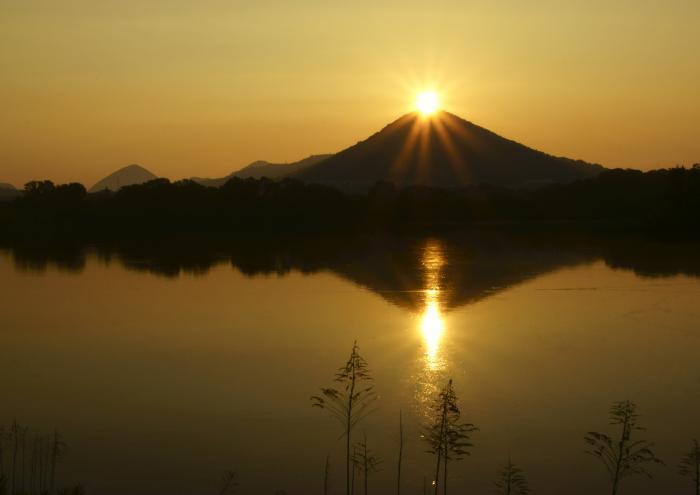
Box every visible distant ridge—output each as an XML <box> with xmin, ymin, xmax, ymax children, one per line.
<box><xmin>0</xmin><ymin>182</ymin><xmax>20</xmax><ymax>201</ymax></box>
<box><xmin>295</xmin><ymin>111</ymin><xmax>604</xmax><ymax>190</ymax></box>
<box><xmin>192</xmin><ymin>154</ymin><xmax>331</xmax><ymax>187</ymax></box>
<box><xmin>89</xmin><ymin>164</ymin><xmax>158</xmax><ymax>193</ymax></box>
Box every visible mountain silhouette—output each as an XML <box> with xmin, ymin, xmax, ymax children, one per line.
<box><xmin>295</xmin><ymin>111</ymin><xmax>604</xmax><ymax>190</ymax></box>
<box><xmin>0</xmin><ymin>183</ymin><xmax>20</xmax><ymax>201</ymax></box>
<box><xmin>192</xmin><ymin>154</ymin><xmax>331</xmax><ymax>187</ymax></box>
<box><xmin>89</xmin><ymin>164</ymin><xmax>158</xmax><ymax>193</ymax></box>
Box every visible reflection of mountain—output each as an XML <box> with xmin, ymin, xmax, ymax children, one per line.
<box><xmin>304</xmin><ymin>235</ymin><xmax>598</xmax><ymax>311</ymax></box>
<box><xmin>5</xmin><ymin>233</ymin><xmax>700</xmax><ymax>312</ymax></box>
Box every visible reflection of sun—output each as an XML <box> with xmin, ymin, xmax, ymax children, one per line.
<box><xmin>421</xmin><ymin>292</ymin><xmax>444</xmax><ymax>369</ymax></box>
<box><xmin>419</xmin><ymin>241</ymin><xmax>446</xmax><ymax>371</ymax></box>
<box><xmin>412</xmin><ymin>239</ymin><xmax>448</xmax><ymax>419</ymax></box>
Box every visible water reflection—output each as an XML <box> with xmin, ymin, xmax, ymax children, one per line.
<box><xmin>419</xmin><ymin>241</ymin><xmax>447</xmax><ymax>371</ymax></box>
<box><xmin>421</xmin><ymin>295</ymin><xmax>444</xmax><ymax>369</ymax></box>
<box><xmin>2</xmin><ymin>234</ymin><xmax>700</xmax><ymax>494</ymax></box>
<box><xmin>3</xmin><ymin>233</ymin><xmax>700</xmax><ymax>314</ymax></box>
<box><xmin>414</xmin><ymin>240</ymin><xmax>450</xmax><ymax>418</ymax></box>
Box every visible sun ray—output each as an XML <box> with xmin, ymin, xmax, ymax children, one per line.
<box><xmin>441</xmin><ymin>113</ymin><xmax>485</xmax><ymax>153</ymax></box>
<box><xmin>389</xmin><ymin>117</ymin><xmax>423</xmax><ymax>185</ymax></box>
<box><xmin>432</xmin><ymin>115</ymin><xmax>472</xmax><ymax>185</ymax></box>
<box><xmin>416</xmin><ymin>119</ymin><xmax>432</xmax><ymax>184</ymax></box>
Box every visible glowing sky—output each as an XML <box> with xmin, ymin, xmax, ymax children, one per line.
<box><xmin>1</xmin><ymin>0</ymin><xmax>698</xmax><ymax>187</ymax></box>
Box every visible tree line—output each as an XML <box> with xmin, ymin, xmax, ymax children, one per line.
<box><xmin>0</xmin><ymin>166</ymin><xmax>699</xmax><ymax>240</ymax></box>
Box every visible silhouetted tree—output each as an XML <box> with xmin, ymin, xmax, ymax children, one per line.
<box><xmin>11</xmin><ymin>422</ymin><xmax>19</xmax><ymax>494</ymax></box>
<box><xmin>49</xmin><ymin>431</ymin><xmax>67</xmax><ymax>494</ymax></box>
<box><xmin>218</xmin><ymin>471</ymin><xmax>237</xmax><ymax>495</ymax></box>
<box><xmin>58</xmin><ymin>484</ymin><xmax>85</xmax><ymax>495</ymax></box>
<box><xmin>351</xmin><ymin>444</ymin><xmax>359</xmax><ymax>495</ymax></box>
<box><xmin>312</xmin><ymin>341</ymin><xmax>377</xmax><ymax>495</ymax></box>
<box><xmin>23</xmin><ymin>181</ymin><xmax>55</xmax><ymax>196</ymax></box>
<box><xmin>679</xmin><ymin>439</ymin><xmax>700</xmax><ymax>495</ymax></box>
<box><xmin>19</xmin><ymin>425</ymin><xmax>28</xmax><ymax>494</ymax></box>
<box><xmin>494</xmin><ymin>458</ymin><xmax>530</xmax><ymax>495</ymax></box>
<box><xmin>396</xmin><ymin>411</ymin><xmax>403</xmax><ymax>495</ymax></box>
<box><xmin>323</xmin><ymin>455</ymin><xmax>330</xmax><ymax>495</ymax></box>
<box><xmin>352</xmin><ymin>433</ymin><xmax>382</xmax><ymax>495</ymax></box>
<box><xmin>423</xmin><ymin>379</ymin><xmax>478</xmax><ymax>495</ymax></box>
<box><xmin>0</xmin><ymin>426</ymin><xmax>5</xmax><ymax>482</ymax></box>
<box><xmin>584</xmin><ymin>400</ymin><xmax>663</xmax><ymax>495</ymax></box>
<box><xmin>0</xmin><ymin>431</ymin><xmax>6</xmax><ymax>495</ymax></box>
<box><xmin>29</xmin><ymin>435</ymin><xmax>43</xmax><ymax>495</ymax></box>
<box><xmin>3</xmin><ymin>166</ymin><xmax>700</xmax><ymax>239</ymax></box>
<box><xmin>41</xmin><ymin>435</ymin><xmax>51</xmax><ymax>494</ymax></box>
<box><xmin>35</xmin><ymin>437</ymin><xmax>43</xmax><ymax>495</ymax></box>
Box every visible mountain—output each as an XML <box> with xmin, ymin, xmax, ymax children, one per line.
<box><xmin>192</xmin><ymin>154</ymin><xmax>331</xmax><ymax>187</ymax></box>
<box><xmin>0</xmin><ymin>183</ymin><xmax>20</xmax><ymax>201</ymax></box>
<box><xmin>295</xmin><ymin>111</ymin><xmax>604</xmax><ymax>190</ymax></box>
<box><xmin>234</xmin><ymin>154</ymin><xmax>332</xmax><ymax>179</ymax></box>
<box><xmin>89</xmin><ymin>165</ymin><xmax>158</xmax><ymax>193</ymax></box>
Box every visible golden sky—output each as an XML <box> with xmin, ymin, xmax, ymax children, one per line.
<box><xmin>1</xmin><ymin>0</ymin><xmax>698</xmax><ymax>187</ymax></box>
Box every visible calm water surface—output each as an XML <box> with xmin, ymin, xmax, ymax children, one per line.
<box><xmin>1</xmin><ymin>234</ymin><xmax>699</xmax><ymax>494</ymax></box>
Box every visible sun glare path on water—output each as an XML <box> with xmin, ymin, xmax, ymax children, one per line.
<box><xmin>421</xmin><ymin>290</ymin><xmax>444</xmax><ymax>369</ymax></box>
<box><xmin>415</xmin><ymin>91</ymin><xmax>440</xmax><ymax>116</ymax></box>
<box><xmin>419</xmin><ymin>241</ymin><xmax>446</xmax><ymax>371</ymax></box>
<box><xmin>414</xmin><ymin>240</ymin><xmax>448</xmax><ymax>419</ymax></box>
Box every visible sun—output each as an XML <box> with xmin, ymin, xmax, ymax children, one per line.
<box><xmin>415</xmin><ymin>90</ymin><xmax>440</xmax><ymax>116</ymax></box>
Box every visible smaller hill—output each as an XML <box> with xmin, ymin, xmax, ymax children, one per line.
<box><xmin>89</xmin><ymin>165</ymin><xmax>158</xmax><ymax>193</ymax></box>
<box><xmin>234</xmin><ymin>155</ymin><xmax>332</xmax><ymax>179</ymax></box>
<box><xmin>0</xmin><ymin>182</ymin><xmax>20</xmax><ymax>201</ymax></box>
<box><xmin>192</xmin><ymin>154</ymin><xmax>331</xmax><ymax>187</ymax></box>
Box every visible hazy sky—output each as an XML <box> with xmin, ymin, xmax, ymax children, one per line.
<box><xmin>1</xmin><ymin>0</ymin><xmax>698</xmax><ymax>187</ymax></box>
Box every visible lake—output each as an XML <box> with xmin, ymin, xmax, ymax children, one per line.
<box><xmin>1</xmin><ymin>232</ymin><xmax>699</xmax><ymax>495</ymax></box>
